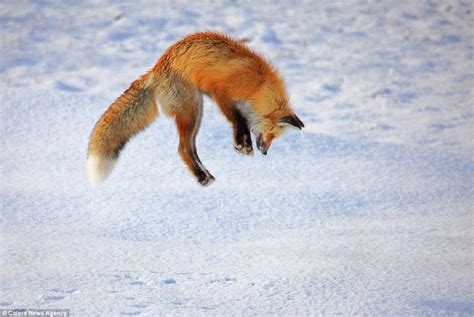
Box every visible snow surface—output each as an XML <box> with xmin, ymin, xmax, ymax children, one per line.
<box><xmin>1</xmin><ymin>0</ymin><xmax>473</xmax><ymax>315</ymax></box>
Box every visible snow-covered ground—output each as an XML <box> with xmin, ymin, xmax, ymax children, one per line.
<box><xmin>1</xmin><ymin>0</ymin><xmax>473</xmax><ymax>315</ymax></box>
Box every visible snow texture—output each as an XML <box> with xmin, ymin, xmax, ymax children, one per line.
<box><xmin>1</xmin><ymin>0</ymin><xmax>473</xmax><ymax>315</ymax></box>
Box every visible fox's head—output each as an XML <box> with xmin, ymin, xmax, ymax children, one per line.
<box><xmin>245</xmin><ymin>78</ymin><xmax>304</xmax><ymax>155</ymax></box>
<box><xmin>252</xmin><ymin>110</ymin><xmax>304</xmax><ymax>155</ymax></box>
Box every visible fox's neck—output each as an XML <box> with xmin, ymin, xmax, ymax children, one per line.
<box><xmin>235</xmin><ymin>100</ymin><xmax>261</xmax><ymax>133</ymax></box>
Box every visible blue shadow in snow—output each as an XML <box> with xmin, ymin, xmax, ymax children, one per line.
<box><xmin>322</xmin><ymin>83</ymin><xmax>341</xmax><ymax>94</ymax></box>
<box><xmin>56</xmin><ymin>81</ymin><xmax>82</xmax><ymax>93</ymax></box>
<box><xmin>399</xmin><ymin>92</ymin><xmax>417</xmax><ymax>103</ymax></box>
<box><xmin>438</xmin><ymin>35</ymin><xmax>461</xmax><ymax>45</ymax></box>
<box><xmin>417</xmin><ymin>299</ymin><xmax>473</xmax><ymax>314</ymax></box>
<box><xmin>108</xmin><ymin>31</ymin><xmax>134</xmax><ymax>41</ymax></box>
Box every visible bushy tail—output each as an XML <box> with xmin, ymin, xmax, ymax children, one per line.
<box><xmin>87</xmin><ymin>76</ymin><xmax>158</xmax><ymax>186</ymax></box>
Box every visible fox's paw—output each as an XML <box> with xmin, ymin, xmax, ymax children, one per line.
<box><xmin>197</xmin><ymin>171</ymin><xmax>215</xmax><ymax>187</ymax></box>
<box><xmin>234</xmin><ymin>143</ymin><xmax>254</xmax><ymax>155</ymax></box>
<box><xmin>234</xmin><ymin>133</ymin><xmax>253</xmax><ymax>155</ymax></box>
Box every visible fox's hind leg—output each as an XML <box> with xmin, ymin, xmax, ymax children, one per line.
<box><xmin>157</xmin><ymin>72</ymin><xmax>214</xmax><ymax>186</ymax></box>
<box><xmin>213</xmin><ymin>96</ymin><xmax>253</xmax><ymax>155</ymax></box>
<box><xmin>174</xmin><ymin>95</ymin><xmax>215</xmax><ymax>186</ymax></box>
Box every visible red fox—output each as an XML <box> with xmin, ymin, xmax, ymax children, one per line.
<box><xmin>88</xmin><ymin>31</ymin><xmax>304</xmax><ymax>186</ymax></box>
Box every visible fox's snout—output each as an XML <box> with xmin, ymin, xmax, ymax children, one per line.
<box><xmin>256</xmin><ymin>134</ymin><xmax>270</xmax><ymax>155</ymax></box>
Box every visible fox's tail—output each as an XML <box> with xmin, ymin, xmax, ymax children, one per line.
<box><xmin>87</xmin><ymin>75</ymin><xmax>158</xmax><ymax>186</ymax></box>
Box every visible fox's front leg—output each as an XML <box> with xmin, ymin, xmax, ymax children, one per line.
<box><xmin>214</xmin><ymin>96</ymin><xmax>253</xmax><ymax>155</ymax></box>
<box><xmin>231</xmin><ymin>109</ymin><xmax>253</xmax><ymax>155</ymax></box>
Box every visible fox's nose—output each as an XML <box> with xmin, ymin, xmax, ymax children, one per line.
<box><xmin>257</xmin><ymin>144</ymin><xmax>268</xmax><ymax>155</ymax></box>
<box><xmin>256</xmin><ymin>141</ymin><xmax>268</xmax><ymax>155</ymax></box>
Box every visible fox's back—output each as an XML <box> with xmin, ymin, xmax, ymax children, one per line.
<box><xmin>155</xmin><ymin>32</ymin><xmax>279</xmax><ymax>100</ymax></box>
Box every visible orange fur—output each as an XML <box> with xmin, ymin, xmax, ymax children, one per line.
<box><xmin>88</xmin><ymin>31</ymin><xmax>303</xmax><ymax>186</ymax></box>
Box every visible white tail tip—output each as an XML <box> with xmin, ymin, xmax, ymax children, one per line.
<box><xmin>87</xmin><ymin>155</ymin><xmax>116</xmax><ymax>187</ymax></box>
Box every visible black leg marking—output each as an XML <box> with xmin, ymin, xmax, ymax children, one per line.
<box><xmin>190</xmin><ymin>147</ymin><xmax>215</xmax><ymax>186</ymax></box>
<box><xmin>232</xmin><ymin>109</ymin><xmax>253</xmax><ymax>155</ymax></box>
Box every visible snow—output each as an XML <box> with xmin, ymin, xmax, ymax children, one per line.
<box><xmin>1</xmin><ymin>0</ymin><xmax>473</xmax><ymax>315</ymax></box>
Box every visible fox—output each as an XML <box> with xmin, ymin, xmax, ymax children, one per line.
<box><xmin>87</xmin><ymin>31</ymin><xmax>304</xmax><ymax>187</ymax></box>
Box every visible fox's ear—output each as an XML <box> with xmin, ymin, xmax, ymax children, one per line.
<box><xmin>279</xmin><ymin>114</ymin><xmax>305</xmax><ymax>130</ymax></box>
